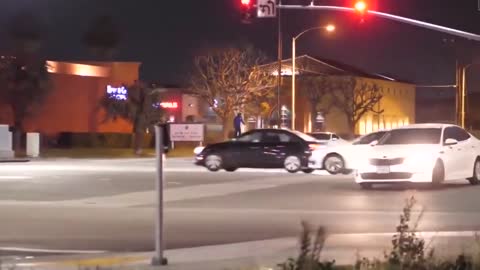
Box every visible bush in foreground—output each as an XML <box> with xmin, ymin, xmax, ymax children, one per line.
<box><xmin>281</xmin><ymin>196</ymin><xmax>478</xmax><ymax>270</ymax></box>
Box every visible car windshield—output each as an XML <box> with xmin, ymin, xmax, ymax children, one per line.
<box><xmin>292</xmin><ymin>131</ymin><xmax>319</xmax><ymax>142</ymax></box>
<box><xmin>352</xmin><ymin>131</ymin><xmax>387</xmax><ymax>145</ymax></box>
<box><xmin>308</xmin><ymin>133</ymin><xmax>331</xmax><ymax>140</ymax></box>
<box><xmin>378</xmin><ymin>128</ymin><xmax>442</xmax><ymax>145</ymax></box>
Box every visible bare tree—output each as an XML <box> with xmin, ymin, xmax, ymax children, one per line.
<box><xmin>332</xmin><ymin>77</ymin><xmax>383</xmax><ymax>135</ymax></box>
<box><xmin>191</xmin><ymin>46</ymin><xmax>275</xmax><ymax>139</ymax></box>
<box><xmin>298</xmin><ymin>76</ymin><xmax>335</xmax><ymax>132</ymax></box>
<box><xmin>100</xmin><ymin>81</ymin><xmax>164</xmax><ymax>155</ymax></box>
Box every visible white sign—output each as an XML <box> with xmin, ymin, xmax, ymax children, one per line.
<box><xmin>169</xmin><ymin>124</ymin><xmax>204</xmax><ymax>142</ymax></box>
<box><xmin>257</xmin><ymin>0</ymin><xmax>276</xmax><ymax>18</ymax></box>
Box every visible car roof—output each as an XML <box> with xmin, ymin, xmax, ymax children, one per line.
<box><xmin>308</xmin><ymin>132</ymin><xmax>334</xmax><ymax>134</ymax></box>
<box><xmin>395</xmin><ymin>123</ymin><xmax>456</xmax><ymax>129</ymax></box>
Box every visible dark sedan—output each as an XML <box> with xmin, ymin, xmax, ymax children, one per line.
<box><xmin>195</xmin><ymin>129</ymin><xmax>323</xmax><ymax>173</ymax></box>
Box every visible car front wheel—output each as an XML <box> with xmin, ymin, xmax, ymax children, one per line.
<box><xmin>323</xmin><ymin>154</ymin><xmax>345</xmax><ymax>175</ymax></box>
<box><xmin>205</xmin><ymin>154</ymin><xmax>222</xmax><ymax>172</ymax></box>
<box><xmin>431</xmin><ymin>159</ymin><xmax>445</xmax><ymax>187</ymax></box>
<box><xmin>468</xmin><ymin>158</ymin><xmax>480</xmax><ymax>185</ymax></box>
<box><xmin>284</xmin><ymin>156</ymin><xmax>301</xmax><ymax>173</ymax></box>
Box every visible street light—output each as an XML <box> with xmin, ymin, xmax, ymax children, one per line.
<box><xmin>461</xmin><ymin>63</ymin><xmax>478</xmax><ymax>128</ymax></box>
<box><xmin>291</xmin><ymin>24</ymin><xmax>335</xmax><ymax>130</ymax></box>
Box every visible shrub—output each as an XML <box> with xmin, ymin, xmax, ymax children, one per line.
<box><xmin>278</xmin><ymin>221</ymin><xmax>335</xmax><ymax>270</ymax></box>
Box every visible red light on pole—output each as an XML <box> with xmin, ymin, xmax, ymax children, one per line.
<box><xmin>354</xmin><ymin>1</ymin><xmax>367</xmax><ymax>13</ymax></box>
<box><xmin>240</xmin><ymin>0</ymin><xmax>254</xmax><ymax>23</ymax></box>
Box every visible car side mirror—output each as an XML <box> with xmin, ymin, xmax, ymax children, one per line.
<box><xmin>369</xmin><ymin>140</ymin><xmax>378</xmax><ymax>146</ymax></box>
<box><xmin>444</xmin><ymin>138</ymin><xmax>458</xmax><ymax>146</ymax></box>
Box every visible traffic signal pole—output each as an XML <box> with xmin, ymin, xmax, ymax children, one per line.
<box><xmin>277</xmin><ymin>4</ymin><xmax>480</xmax><ymax>42</ymax></box>
<box><xmin>277</xmin><ymin>0</ymin><xmax>282</xmax><ymax>128</ymax></box>
<box><xmin>276</xmin><ymin>3</ymin><xmax>480</xmax><ymax>128</ymax></box>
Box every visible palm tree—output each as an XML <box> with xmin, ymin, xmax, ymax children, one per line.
<box><xmin>100</xmin><ymin>81</ymin><xmax>164</xmax><ymax>154</ymax></box>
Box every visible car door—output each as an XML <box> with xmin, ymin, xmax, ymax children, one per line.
<box><xmin>442</xmin><ymin>127</ymin><xmax>471</xmax><ymax>179</ymax></box>
<box><xmin>233</xmin><ymin>131</ymin><xmax>264</xmax><ymax>168</ymax></box>
<box><xmin>259</xmin><ymin>131</ymin><xmax>286</xmax><ymax>167</ymax></box>
<box><xmin>450</xmin><ymin>127</ymin><xmax>476</xmax><ymax>178</ymax></box>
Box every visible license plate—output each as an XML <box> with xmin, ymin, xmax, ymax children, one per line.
<box><xmin>376</xmin><ymin>166</ymin><xmax>390</xmax><ymax>174</ymax></box>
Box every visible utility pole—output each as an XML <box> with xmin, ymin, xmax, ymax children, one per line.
<box><xmin>277</xmin><ymin>0</ymin><xmax>282</xmax><ymax>128</ymax></box>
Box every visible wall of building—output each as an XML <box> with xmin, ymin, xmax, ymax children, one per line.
<box><xmin>0</xmin><ymin>61</ymin><xmax>140</xmax><ymax>134</ymax></box>
<box><xmin>285</xmin><ymin>76</ymin><xmax>416</xmax><ymax>136</ymax></box>
<box><xmin>356</xmin><ymin>79</ymin><xmax>416</xmax><ymax>135</ymax></box>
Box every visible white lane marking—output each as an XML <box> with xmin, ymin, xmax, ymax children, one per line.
<box><xmin>0</xmin><ymin>175</ymin><xmax>324</xmax><ymax>207</ymax></box>
<box><xmin>0</xmin><ymin>164</ymin><xmax>332</xmax><ymax>175</ymax></box>
<box><xmin>0</xmin><ymin>247</ymin><xmax>106</xmax><ymax>254</ymax></box>
<box><xmin>168</xmin><ymin>181</ymin><xmax>182</xmax><ymax>185</ymax></box>
<box><xmin>0</xmin><ymin>176</ymin><xmax>33</xmax><ymax>180</ymax></box>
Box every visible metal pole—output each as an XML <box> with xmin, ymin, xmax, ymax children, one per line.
<box><xmin>461</xmin><ymin>66</ymin><xmax>467</xmax><ymax>128</ymax></box>
<box><xmin>151</xmin><ymin>125</ymin><xmax>167</xmax><ymax>266</ymax></box>
<box><xmin>291</xmin><ymin>38</ymin><xmax>296</xmax><ymax>130</ymax></box>
<box><xmin>277</xmin><ymin>0</ymin><xmax>282</xmax><ymax>128</ymax></box>
<box><xmin>278</xmin><ymin>5</ymin><xmax>480</xmax><ymax>42</ymax></box>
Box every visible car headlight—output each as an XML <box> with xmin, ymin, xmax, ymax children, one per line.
<box><xmin>403</xmin><ymin>153</ymin><xmax>437</xmax><ymax>171</ymax></box>
<box><xmin>194</xmin><ymin>146</ymin><xmax>205</xmax><ymax>155</ymax></box>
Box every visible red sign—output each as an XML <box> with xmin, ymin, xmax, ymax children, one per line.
<box><xmin>160</xmin><ymin>102</ymin><xmax>178</xmax><ymax>109</ymax></box>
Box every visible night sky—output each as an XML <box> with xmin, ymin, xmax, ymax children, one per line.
<box><xmin>1</xmin><ymin>0</ymin><xmax>480</xmax><ymax>99</ymax></box>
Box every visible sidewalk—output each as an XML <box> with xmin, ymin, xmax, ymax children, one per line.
<box><xmin>10</xmin><ymin>236</ymin><xmax>383</xmax><ymax>270</ymax></box>
<box><xmin>8</xmin><ymin>231</ymin><xmax>480</xmax><ymax>270</ymax></box>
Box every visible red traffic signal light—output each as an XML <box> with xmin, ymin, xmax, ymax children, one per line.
<box><xmin>239</xmin><ymin>0</ymin><xmax>254</xmax><ymax>24</ymax></box>
<box><xmin>354</xmin><ymin>1</ymin><xmax>367</xmax><ymax>13</ymax></box>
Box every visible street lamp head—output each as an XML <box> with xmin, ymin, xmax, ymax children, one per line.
<box><xmin>326</xmin><ymin>24</ymin><xmax>336</xmax><ymax>32</ymax></box>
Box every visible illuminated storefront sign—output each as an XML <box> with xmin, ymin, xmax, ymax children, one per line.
<box><xmin>160</xmin><ymin>102</ymin><xmax>178</xmax><ymax>109</ymax></box>
<box><xmin>106</xmin><ymin>85</ymin><xmax>127</xmax><ymax>100</ymax></box>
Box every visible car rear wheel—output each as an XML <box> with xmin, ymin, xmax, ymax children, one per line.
<box><xmin>302</xmin><ymin>169</ymin><xmax>314</xmax><ymax>174</ymax></box>
<box><xmin>323</xmin><ymin>154</ymin><xmax>345</xmax><ymax>175</ymax></box>
<box><xmin>431</xmin><ymin>160</ymin><xmax>445</xmax><ymax>187</ymax></box>
<box><xmin>205</xmin><ymin>154</ymin><xmax>222</xmax><ymax>172</ymax></box>
<box><xmin>284</xmin><ymin>156</ymin><xmax>301</xmax><ymax>173</ymax></box>
<box><xmin>468</xmin><ymin>158</ymin><xmax>480</xmax><ymax>185</ymax></box>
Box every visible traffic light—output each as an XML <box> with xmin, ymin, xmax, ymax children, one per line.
<box><xmin>354</xmin><ymin>1</ymin><xmax>367</xmax><ymax>13</ymax></box>
<box><xmin>240</xmin><ymin>0</ymin><xmax>255</xmax><ymax>24</ymax></box>
<box><xmin>353</xmin><ymin>1</ymin><xmax>368</xmax><ymax>22</ymax></box>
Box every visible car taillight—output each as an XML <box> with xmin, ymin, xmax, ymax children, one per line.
<box><xmin>309</xmin><ymin>144</ymin><xmax>325</xmax><ymax>151</ymax></box>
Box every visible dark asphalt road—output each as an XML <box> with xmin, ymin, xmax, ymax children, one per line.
<box><xmin>0</xmin><ymin>158</ymin><xmax>479</xmax><ymax>255</ymax></box>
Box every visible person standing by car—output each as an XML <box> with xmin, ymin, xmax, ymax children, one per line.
<box><xmin>233</xmin><ymin>113</ymin><xmax>245</xmax><ymax>137</ymax></box>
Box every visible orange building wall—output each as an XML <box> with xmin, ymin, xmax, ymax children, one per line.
<box><xmin>1</xmin><ymin>61</ymin><xmax>140</xmax><ymax>134</ymax></box>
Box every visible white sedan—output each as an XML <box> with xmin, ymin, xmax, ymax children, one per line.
<box><xmin>355</xmin><ymin>123</ymin><xmax>480</xmax><ymax>189</ymax></box>
<box><xmin>308</xmin><ymin>130</ymin><xmax>388</xmax><ymax>174</ymax></box>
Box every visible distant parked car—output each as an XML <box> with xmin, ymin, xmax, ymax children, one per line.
<box><xmin>195</xmin><ymin>129</ymin><xmax>323</xmax><ymax>173</ymax></box>
<box><xmin>308</xmin><ymin>132</ymin><xmax>347</xmax><ymax>144</ymax></box>
<box><xmin>309</xmin><ymin>130</ymin><xmax>389</xmax><ymax>174</ymax></box>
